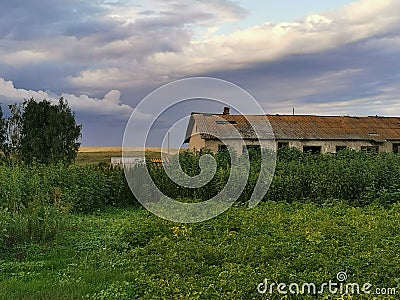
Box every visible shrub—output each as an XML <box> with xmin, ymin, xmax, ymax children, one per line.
<box><xmin>141</xmin><ymin>148</ymin><xmax>400</xmax><ymax>206</ymax></box>
<box><xmin>0</xmin><ymin>198</ymin><xmax>68</xmax><ymax>254</ymax></box>
<box><xmin>2</xmin><ymin>147</ymin><xmax>400</xmax><ymax>253</ymax></box>
<box><xmin>0</xmin><ymin>162</ymin><xmax>139</xmax><ymax>252</ymax></box>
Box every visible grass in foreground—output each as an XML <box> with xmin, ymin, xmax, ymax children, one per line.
<box><xmin>1</xmin><ymin>201</ymin><xmax>400</xmax><ymax>299</ymax></box>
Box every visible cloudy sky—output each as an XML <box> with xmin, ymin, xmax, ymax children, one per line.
<box><xmin>0</xmin><ymin>0</ymin><xmax>399</xmax><ymax>146</ymax></box>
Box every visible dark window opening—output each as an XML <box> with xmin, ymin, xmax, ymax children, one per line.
<box><xmin>218</xmin><ymin>144</ymin><xmax>228</xmax><ymax>152</ymax></box>
<box><xmin>278</xmin><ymin>142</ymin><xmax>289</xmax><ymax>149</ymax></box>
<box><xmin>361</xmin><ymin>146</ymin><xmax>379</xmax><ymax>153</ymax></box>
<box><xmin>303</xmin><ymin>146</ymin><xmax>321</xmax><ymax>154</ymax></box>
<box><xmin>336</xmin><ymin>146</ymin><xmax>347</xmax><ymax>152</ymax></box>
<box><xmin>243</xmin><ymin>145</ymin><xmax>261</xmax><ymax>159</ymax></box>
<box><xmin>393</xmin><ymin>143</ymin><xmax>400</xmax><ymax>154</ymax></box>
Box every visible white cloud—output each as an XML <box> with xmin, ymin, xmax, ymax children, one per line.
<box><xmin>0</xmin><ymin>77</ymin><xmax>49</xmax><ymax>100</ymax></box>
<box><xmin>104</xmin><ymin>90</ymin><xmax>121</xmax><ymax>104</ymax></box>
<box><xmin>3</xmin><ymin>0</ymin><xmax>397</xmax><ymax>94</ymax></box>
<box><xmin>0</xmin><ymin>77</ymin><xmax>133</xmax><ymax>118</ymax></box>
<box><xmin>1</xmin><ymin>49</ymin><xmax>53</xmax><ymax>66</ymax></box>
<box><xmin>338</xmin><ymin>0</ymin><xmax>395</xmax><ymax>24</ymax></box>
<box><xmin>304</xmin><ymin>14</ymin><xmax>333</xmax><ymax>30</ymax></box>
<box><xmin>146</xmin><ymin>0</ymin><xmax>400</xmax><ymax>76</ymax></box>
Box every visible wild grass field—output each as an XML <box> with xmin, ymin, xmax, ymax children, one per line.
<box><xmin>1</xmin><ymin>203</ymin><xmax>399</xmax><ymax>299</ymax></box>
<box><xmin>1</xmin><ymin>148</ymin><xmax>400</xmax><ymax>299</ymax></box>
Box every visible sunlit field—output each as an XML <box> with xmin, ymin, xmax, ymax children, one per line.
<box><xmin>75</xmin><ymin>147</ymin><xmax>181</xmax><ymax>165</ymax></box>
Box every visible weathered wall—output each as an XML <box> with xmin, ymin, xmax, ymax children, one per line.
<box><xmin>201</xmin><ymin>139</ymin><xmax>396</xmax><ymax>154</ymax></box>
<box><xmin>188</xmin><ymin>133</ymin><xmax>206</xmax><ymax>151</ymax></box>
<box><xmin>286</xmin><ymin>140</ymin><xmax>393</xmax><ymax>153</ymax></box>
<box><xmin>203</xmin><ymin>139</ymin><xmax>275</xmax><ymax>155</ymax></box>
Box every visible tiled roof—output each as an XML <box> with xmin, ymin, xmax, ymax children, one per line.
<box><xmin>185</xmin><ymin>113</ymin><xmax>400</xmax><ymax>142</ymax></box>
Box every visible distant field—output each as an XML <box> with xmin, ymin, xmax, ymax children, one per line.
<box><xmin>76</xmin><ymin>146</ymin><xmax>181</xmax><ymax>165</ymax></box>
<box><xmin>78</xmin><ymin>146</ymin><xmax>123</xmax><ymax>153</ymax></box>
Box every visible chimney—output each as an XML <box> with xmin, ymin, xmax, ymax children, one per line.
<box><xmin>223</xmin><ymin>107</ymin><xmax>230</xmax><ymax>115</ymax></box>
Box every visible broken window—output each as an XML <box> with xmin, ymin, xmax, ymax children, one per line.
<box><xmin>303</xmin><ymin>146</ymin><xmax>321</xmax><ymax>154</ymax></box>
<box><xmin>336</xmin><ymin>146</ymin><xmax>347</xmax><ymax>152</ymax></box>
<box><xmin>393</xmin><ymin>143</ymin><xmax>400</xmax><ymax>154</ymax></box>
<box><xmin>218</xmin><ymin>144</ymin><xmax>228</xmax><ymax>152</ymax></box>
<box><xmin>243</xmin><ymin>145</ymin><xmax>261</xmax><ymax>159</ymax></box>
<box><xmin>278</xmin><ymin>142</ymin><xmax>289</xmax><ymax>149</ymax></box>
<box><xmin>361</xmin><ymin>146</ymin><xmax>379</xmax><ymax>153</ymax></box>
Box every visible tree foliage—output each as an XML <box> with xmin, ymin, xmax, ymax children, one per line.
<box><xmin>20</xmin><ymin>98</ymin><xmax>82</xmax><ymax>165</ymax></box>
<box><xmin>0</xmin><ymin>105</ymin><xmax>6</xmax><ymax>152</ymax></box>
<box><xmin>2</xmin><ymin>103</ymin><xmax>23</xmax><ymax>162</ymax></box>
<box><xmin>0</xmin><ymin>98</ymin><xmax>82</xmax><ymax>165</ymax></box>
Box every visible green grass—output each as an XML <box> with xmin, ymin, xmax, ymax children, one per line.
<box><xmin>1</xmin><ymin>202</ymin><xmax>399</xmax><ymax>299</ymax></box>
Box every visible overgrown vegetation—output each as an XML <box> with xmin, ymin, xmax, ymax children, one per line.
<box><xmin>0</xmin><ymin>163</ymin><xmax>135</xmax><ymax>254</ymax></box>
<box><xmin>2</xmin><ymin>148</ymin><xmax>400</xmax><ymax>251</ymax></box>
<box><xmin>1</xmin><ymin>148</ymin><xmax>400</xmax><ymax>298</ymax></box>
<box><xmin>0</xmin><ymin>203</ymin><xmax>399</xmax><ymax>299</ymax></box>
<box><xmin>147</xmin><ymin>147</ymin><xmax>400</xmax><ymax>206</ymax></box>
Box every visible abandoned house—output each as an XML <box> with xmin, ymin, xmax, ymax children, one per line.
<box><xmin>184</xmin><ymin>107</ymin><xmax>400</xmax><ymax>155</ymax></box>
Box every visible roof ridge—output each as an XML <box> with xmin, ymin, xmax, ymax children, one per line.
<box><xmin>192</xmin><ymin>113</ymin><xmax>400</xmax><ymax>118</ymax></box>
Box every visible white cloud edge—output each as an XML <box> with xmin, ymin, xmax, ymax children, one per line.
<box><xmin>0</xmin><ymin>77</ymin><xmax>133</xmax><ymax>118</ymax></box>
